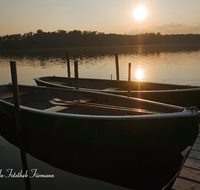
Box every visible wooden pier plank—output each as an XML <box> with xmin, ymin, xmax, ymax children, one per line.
<box><xmin>192</xmin><ymin>143</ymin><xmax>200</xmax><ymax>151</ymax></box>
<box><xmin>179</xmin><ymin>167</ymin><xmax>200</xmax><ymax>183</ymax></box>
<box><xmin>188</xmin><ymin>150</ymin><xmax>200</xmax><ymax>160</ymax></box>
<box><xmin>196</xmin><ymin>137</ymin><xmax>200</xmax><ymax>144</ymax></box>
<box><xmin>184</xmin><ymin>158</ymin><xmax>200</xmax><ymax>170</ymax></box>
<box><xmin>172</xmin><ymin>131</ymin><xmax>200</xmax><ymax>190</ymax></box>
<box><xmin>172</xmin><ymin>177</ymin><xmax>200</xmax><ymax>190</ymax></box>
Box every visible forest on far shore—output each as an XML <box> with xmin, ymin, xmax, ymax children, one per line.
<box><xmin>1</xmin><ymin>29</ymin><xmax>200</xmax><ymax>50</ymax></box>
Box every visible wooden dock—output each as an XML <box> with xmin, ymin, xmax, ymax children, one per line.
<box><xmin>172</xmin><ymin>131</ymin><xmax>200</xmax><ymax>190</ymax></box>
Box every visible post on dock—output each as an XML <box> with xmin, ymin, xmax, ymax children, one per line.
<box><xmin>115</xmin><ymin>53</ymin><xmax>119</xmax><ymax>80</ymax></box>
<box><xmin>66</xmin><ymin>52</ymin><xmax>71</xmax><ymax>78</ymax></box>
<box><xmin>10</xmin><ymin>61</ymin><xmax>31</xmax><ymax>190</ymax></box>
<box><xmin>128</xmin><ymin>63</ymin><xmax>131</xmax><ymax>97</ymax></box>
<box><xmin>74</xmin><ymin>60</ymin><xmax>79</xmax><ymax>89</ymax></box>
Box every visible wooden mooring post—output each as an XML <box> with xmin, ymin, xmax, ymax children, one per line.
<box><xmin>115</xmin><ymin>53</ymin><xmax>119</xmax><ymax>80</ymax></box>
<box><xmin>10</xmin><ymin>61</ymin><xmax>31</xmax><ymax>190</ymax></box>
<box><xmin>128</xmin><ymin>63</ymin><xmax>131</xmax><ymax>97</ymax></box>
<box><xmin>66</xmin><ymin>52</ymin><xmax>71</xmax><ymax>78</ymax></box>
<box><xmin>74</xmin><ymin>60</ymin><xmax>79</xmax><ymax>89</ymax></box>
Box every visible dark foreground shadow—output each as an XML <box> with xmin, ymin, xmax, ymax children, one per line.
<box><xmin>0</xmin><ymin>112</ymin><xmax>183</xmax><ymax>190</ymax></box>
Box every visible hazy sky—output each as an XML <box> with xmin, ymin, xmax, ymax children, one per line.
<box><xmin>1</xmin><ymin>0</ymin><xmax>200</xmax><ymax>36</ymax></box>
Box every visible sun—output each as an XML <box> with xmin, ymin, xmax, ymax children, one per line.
<box><xmin>133</xmin><ymin>5</ymin><xmax>148</xmax><ymax>21</ymax></box>
<box><xmin>135</xmin><ymin>68</ymin><xmax>143</xmax><ymax>80</ymax></box>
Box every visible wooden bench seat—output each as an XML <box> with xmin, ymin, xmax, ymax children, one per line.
<box><xmin>102</xmin><ymin>87</ymin><xmax>119</xmax><ymax>91</ymax></box>
<box><xmin>45</xmin><ymin>96</ymin><xmax>96</xmax><ymax>113</ymax></box>
<box><xmin>0</xmin><ymin>90</ymin><xmax>33</xmax><ymax>99</ymax></box>
<box><xmin>44</xmin><ymin>106</ymin><xmax>71</xmax><ymax>113</ymax></box>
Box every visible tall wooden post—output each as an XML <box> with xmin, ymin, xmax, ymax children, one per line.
<box><xmin>10</xmin><ymin>61</ymin><xmax>31</xmax><ymax>190</ymax></box>
<box><xmin>66</xmin><ymin>52</ymin><xmax>70</xmax><ymax>78</ymax></box>
<box><xmin>115</xmin><ymin>53</ymin><xmax>119</xmax><ymax>80</ymax></box>
<box><xmin>128</xmin><ymin>63</ymin><xmax>131</xmax><ymax>97</ymax></box>
<box><xmin>74</xmin><ymin>60</ymin><xmax>79</xmax><ymax>89</ymax></box>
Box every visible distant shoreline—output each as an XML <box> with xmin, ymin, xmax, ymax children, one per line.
<box><xmin>1</xmin><ymin>43</ymin><xmax>200</xmax><ymax>52</ymax></box>
<box><xmin>1</xmin><ymin>30</ymin><xmax>200</xmax><ymax>51</ymax></box>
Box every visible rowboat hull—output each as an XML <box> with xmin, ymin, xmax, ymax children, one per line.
<box><xmin>34</xmin><ymin>76</ymin><xmax>200</xmax><ymax>109</ymax></box>
<box><xmin>0</xmin><ymin>111</ymin><xmax>186</xmax><ymax>190</ymax></box>
<box><xmin>0</xmin><ymin>84</ymin><xmax>199</xmax><ymax>189</ymax></box>
<box><xmin>0</xmin><ymin>84</ymin><xmax>199</xmax><ymax>153</ymax></box>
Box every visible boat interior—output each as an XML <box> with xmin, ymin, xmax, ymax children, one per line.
<box><xmin>0</xmin><ymin>85</ymin><xmax>184</xmax><ymax>116</ymax></box>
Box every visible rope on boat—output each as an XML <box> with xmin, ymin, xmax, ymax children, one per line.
<box><xmin>187</xmin><ymin>106</ymin><xmax>200</xmax><ymax>127</ymax></box>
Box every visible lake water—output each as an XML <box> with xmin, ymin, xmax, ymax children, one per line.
<box><xmin>0</xmin><ymin>44</ymin><xmax>200</xmax><ymax>190</ymax></box>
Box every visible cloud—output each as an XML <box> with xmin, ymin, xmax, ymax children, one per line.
<box><xmin>189</xmin><ymin>23</ymin><xmax>200</xmax><ymax>30</ymax></box>
<box><xmin>155</xmin><ymin>22</ymin><xmax>183</xmax><ymax>29</ymax></box>
<box><xmin>128</xmin><ymin>22</ymin><xmax>200</xmax><ymax>35</ymax></box>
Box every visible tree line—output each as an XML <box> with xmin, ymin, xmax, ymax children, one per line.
<box><xmin>1</xmin><ymin>29</ymin><xmax>200</xmax><ymax>50</ymax></box>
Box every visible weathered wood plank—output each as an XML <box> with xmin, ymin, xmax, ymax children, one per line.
<box><xmin>172</xmin><ymin>177</ymin><xmax>200</xmax><ymax>190</ymax></box>
<box><xmin>44</xmin><ymin>106</ymin><xmax>71</xmax><ymax>113</ymax></box>
<box><xmin>188</xmin><ymin>150</ymin><xmax>200</xmax><ymax>160</ymax></box>
<box><xmin>172</xmin><ymin>132</ymin><xmax>200</xmax><ymax>190</ymax></box>
<box><xmin>179</xmin><ymin>167</ymin><xmax>200</xmax><ymax>183</ymax></box>
<box><xmin>196</xmin><ymin>137</ymin><xmax>200</xmax><ymax>144</ymax></box>
<box><xmin>0</xmin><ymin>90</ymin><xmax>33</xmax><ymax>99</ymax></box>
<box><xmin>192</xmin><ymin>143</ymin><xmax>200</xmax><ymax>151</ymax></box>
<box><xmin>47</xmin><ymin>97</ymin><xmax>96</xmax><ymax>113</ymax></box>
<box><xmin>75</xmin><ymin>97</ymin><xmax>96</xmax><ymax>103</ymax></box>
<box><xmin>102</xmin><ymin>87</ymin><xmax>120</xmax><ymax>91</ymax></box>
<box><xmin>52</xmin><ymin>98</ymin><xmax>163</xmax><ymax>115</ymax></box>
<box><xmin>184</xmin><ymin>158</ymin><xmax>200</xmax><ymax>171</ymax></box>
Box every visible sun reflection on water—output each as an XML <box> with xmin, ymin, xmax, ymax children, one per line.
<box><xmin>135</xmin><ymin>67</ymin><xmax>143</xmax><ymax>80</ymax></box>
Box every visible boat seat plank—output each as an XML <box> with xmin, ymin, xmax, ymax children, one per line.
<box><xmin>0</xmin><ymin>90</ymin><xmax>33</xmax><ymax>99</ymax></box>
<box><xmin>44</xmin><ymin>106</ymin><xmax>71</xmax><ymax>113</ymax></box>
<box><xmin>75</xmin><ymin>97</ymin><xmax>96</xmax><ymax>103</ymax></box>
<box><xmin>46</xmin><ymin>97</ymin><xmax>96</xmax><ymax>113</ymax></box>
<box><xmin>102</xmin><ymin>87</ymin><xmax>119</xmax><ymax>91</ymax></box>
<box><xmin>51</xmin><ymin>98</ymin><xmax>162</xmax><ymax>115</ymax></box>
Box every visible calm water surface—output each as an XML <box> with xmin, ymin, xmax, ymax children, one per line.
<box><xmin>1</xmin><ymin>44</ymin><xmax>200</xmax><ymax>86</ymax></box>
<box><xmin>0</xmin><ymin>44</ymin><xmax>200</xmax><ymax>190</ymax></box>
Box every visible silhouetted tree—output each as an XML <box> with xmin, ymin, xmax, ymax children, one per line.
<box><xmin>1</xmin><ymin>30</ymin><xmax>200</xmax><ymax>50</ymax></box>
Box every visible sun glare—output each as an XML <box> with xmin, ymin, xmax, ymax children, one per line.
<box><xmin>135</xmin><ymin>68</ymin><xmax>143</xmax><ymax>80</ymax></box>
<box><xmin>133</xmin><ymin>5</ymin><xmax>148</xmax><ymax>21</ymax></box>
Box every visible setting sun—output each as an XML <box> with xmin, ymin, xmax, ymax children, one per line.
<box><xmin>135</xmin><ymin>68</ymin><xmax>143</xmax><ymax>80</ymax></box>
<box><xmin>133</xmin><ymin>5</ymin><xmax>148</xmax><ymax>21</ymax></box>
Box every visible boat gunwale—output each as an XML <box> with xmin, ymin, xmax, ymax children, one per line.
<box><xmin>0</xmin><ymin>83</ymin><xmax>198</xmax><ymax>120</ymax></box>
<box><xmin>34</xmin><ymin>76</ymin><xmax>200</xmax><ymax>93</ymax></box>
<box><xmin>0</xmin><ymin>96</ymin><xmax>198</xmax><ymax>121</ymax></box>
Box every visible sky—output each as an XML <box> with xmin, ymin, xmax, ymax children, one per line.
<box><xmin>1</xmin><ymin>0</ymin><xmax>200</xmax><ymax>36</ymax></box>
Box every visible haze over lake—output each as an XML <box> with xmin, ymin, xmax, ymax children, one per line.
<box><xmin>1</xmin><ymin>44</ymin><xmax>200</xmax><ymax>87</ymax></box>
